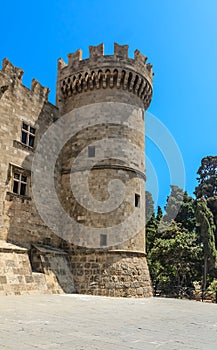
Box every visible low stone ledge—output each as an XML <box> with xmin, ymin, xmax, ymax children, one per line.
<box><xmin>108</xmin><ymin>249</ymin><xmax>146</xmax><ymax>257</ymax></box>
<box><xmin>0</xmin><ymin>240</ymin><xmax>27</xmax><ymax>253</ymax></box>
<box><xmin>32</xmin><ymin>244</ymin><xmax>67</xmax><ymax>255</ymax></box>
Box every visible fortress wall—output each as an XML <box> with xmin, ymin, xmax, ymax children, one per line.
<box><xmin>70</xmin><ymin>249</ymin><xmax>152</xmax><ymax>297</ymax></box>
<box><xmin>55</xmin><ymin>43</ymin><xmax>153</xmax><ymax>297</ymax></box>
<box><xmin>60</xmin><ymin>169</ymin><xmax>145</xmax><ymax>250</ymax></box>
<box><xmin>0</xmin><ymin>43</ymin><xmax>153</xmax><ymax>297</ymax></box>
<box><xmin>0</xmin><ymin>59</ymin><xmax>61</xmax><ymax>247</ymax></box>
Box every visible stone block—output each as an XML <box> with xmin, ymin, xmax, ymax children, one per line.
<box><xmin>0</xmin><ymin>276</ymin><xmax>7</xmax><ymax>284</ymax></box>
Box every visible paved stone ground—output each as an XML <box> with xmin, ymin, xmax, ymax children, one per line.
<box><xmin>0</xmin><ymin>294</ymin><xmax>217</xmax><ymax>350</ymax></box>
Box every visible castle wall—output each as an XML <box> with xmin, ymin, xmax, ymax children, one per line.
<box><xmin>70</xmin><ymin>249</ymin><xmax>152</xmax><ymax>297</ymax></box>
<box><xmin>0</xmin><ymin>241</ymin><xmax>75</xmax><ymax>295</ymax></box>
<box><xmin>0</xmin><ymin>59</ymin><xmax>61</xmax><ymax>248</ymax></box>
<box><xmin>60</xmin><ymin>169</ymin><xmax>145</xmax><ymax>250</ymax></box>
<box><xmin>0</xmin><ymin>247</ymin><xmax>48</xmax><ymax>296</ymax></box>
<box><xmin>0</xmin><ymin>43</ymin><xmax>153</xmax><ymax>298</ymax></box>
<box><xmin>54</xmin><ymin>43</ymin><xmax>153</xmax><ymax>297</ymax></box>
<box><xmin>57</xmin><ymin>101</ymin><xmax>146</xmax><ymax>250</ymax></box>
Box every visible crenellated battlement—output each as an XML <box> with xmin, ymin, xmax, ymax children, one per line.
<box><xmin>57</xmin><ymin>43</ymin><xmax>153</xmax><ymax>110</ymax></box>
<box><xmin>0</xmin><ymin>58</ymin><xmax>50</xmax><ymax>101</ymax></box>
<box><xmin>31</xmin><ymin>78</ymin><xmax>50</xmax><ymax>100</ymax></box>
<box><xmin>2</xmin><ymin>58</ymin><xmax>24</xmax><ymax>82</ymax></box>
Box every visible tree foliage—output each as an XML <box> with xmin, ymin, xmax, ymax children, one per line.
<box><xmin>195</xmin><ymin>156</ymin><xmax>217</xmax><ymax>248</ymax></box>
<box><xmin>195</xmin><ymin>156</ymin><xmax>217</xmax><ymax>199</ymax></box>
<box><xmin>176</xmin><ymin>191</ymin><xmax>196</xmax><ymax>232</ymax></box>
<box><xmin>156</xmin><ymin>206</ymin><xmax>163</xmax><ymax>223</ymax></box>
<box><xmin>163</xmin><ymin>185</ymin><xmax>184</xmax><ymax>223</ymax></box>
<box><xmin>195</xmin><ymin>198</ymin><xmax>217</xmax><ymax>268</ymax></box>
<box><xmin>146</xmin><ymin>186</ymin><xmax>202</xmax><ymax>295</ymax></box>
<box><xmin>147</xmin><ymin>220</ymin><xmax>201</xmax><ymax>293</ymax></box>
<box><xmin>146</xmin><ymin>156</ymin><xmax>217</xmax><ymax>297</ymax></box>
<box><xmin>145</xmin><ymin>191</ymin><xmax>154</xmax><ymax>222</ymax></box>
<box><xmin>163</xmin><ymin>185</ymin><xmax>196</xmax><ymax>231</ymax></box>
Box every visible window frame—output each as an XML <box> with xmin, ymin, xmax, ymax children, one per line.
<box><xmin>13</xmin><ymin>172</ymin><xmax>28</xmax><ymax>196</ymax></box>
<box><xmin>21</xmin><ymin>122</ymin><xmax>36</xmax><ymax>148</ymax></box>
<box><xmin>8</xmin><ymin>164</ymin><xmax>31</xmax><ymax>198</ymax></box>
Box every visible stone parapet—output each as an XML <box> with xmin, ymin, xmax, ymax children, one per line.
<box><xmin>57</xmin><ymin>43</ymin><xmax>153</xmax><ymax>110</ymax></box>
<box><xmin>0</xmin><ymin>58</ymin><xmax>50</xmax><ymax>101</ymax></box>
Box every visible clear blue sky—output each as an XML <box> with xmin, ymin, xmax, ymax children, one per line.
<box><xmin>1</xmin><ymin>0</ymin><xmax>217</xmax><ymax>209</ymax></box>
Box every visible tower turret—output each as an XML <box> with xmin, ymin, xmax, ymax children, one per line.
<box><xmin>56</xmin><ymin>43</ymin><xmax>152</xmax><ymax>111</ymax></box>
<box><xmin>56</xmin><ymin>43</ymin><xmax>153</xmax><ymax>297</ymax></box>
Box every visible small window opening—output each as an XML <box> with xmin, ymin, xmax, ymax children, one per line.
<box><xmin>21</xmin><ymin>122</ymin><xmax>36</xmax><ymax>148</ymax></box>
<box><xmin>100</xmin><ymin>234</ymin><xmax>107</xmax><ymax>247</ymax></box>
<box><xmin>88</xmin><ymin>146</ymin><xmax>95</xmax><ymax>157</ymax></box>
<box><xmin>135</xmin><ymin>193</ymin><xmax>140</xmax><ymax>208</ymax></box>
<box><xmin>13</xmin><ymin>172</ymin><xmax>27</xmax><ymax>196</ymax></box>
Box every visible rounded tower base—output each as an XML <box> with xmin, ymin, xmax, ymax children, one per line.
<box><xmin>70</xmin><ymin>249</ymin><xmax>153</xmax><ymax>297</ymax></box>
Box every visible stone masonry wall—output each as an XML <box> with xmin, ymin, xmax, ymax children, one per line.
<box><xmin>59</xmin><ymin>169</ymin><xmax>145</xmax><ymax>250</ymax></box>
<box><xmin>0</xmin><ymin>250</ymin><xmax>47</xmax><ymax>296</ymax></box>
<box><xmin>0</xmin><ymin>241</ymin><xmax>75</xmax><ymax>295</ymax></box>
<box><xmin>56</xmin><ymin>102</ymin><xmax>146</xmax><ymax>250</ymax></box>
<box><xmin>0</xmin><ymin>59</ymin><xmax>61</xmax><ymax>248</ymax></box>
<box><xmin>70</xmin><ymin>249</ymin><xmax>152</xmax><ymax>297</ymax></box>
<box><xmin>55</xmin><ymin>44</ymin><xmax>153</xmax><ymax>298</ymax></box>
<box><xmin>0</xmin><ymin>44</ymin><xmax>153</xmax><ymax>298</ymax></box>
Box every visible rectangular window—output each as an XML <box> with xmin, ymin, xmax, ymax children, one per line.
<box><xmin>100</xmin><ymin>234</ymin><xmax>107</xmax><ymax>247</ymax></box>
<box><xmin>21</xmin><ymin>122</ymin><xmax>36</xmax><ymax>148</ymax></box>
<box><xmin>135</xmin><ymin>193</ymin><xmax>140</xmax><ymax>208</ymax></box>
<box><xmin>88</xmin><ymin>146</ymin><xmax>95</xmax><ymax>158</ymax></box>
<box><xmin>12</xmin><ymin>172</ymin><xmax>28</xmax><ymax>196</ymax></box>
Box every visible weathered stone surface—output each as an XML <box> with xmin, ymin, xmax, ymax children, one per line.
<box><xmin>69</xmin><ymin>250</ymin><xmax>152</xmax><ymax>297</ymax></box>
<box><xmin>0</xmin><ymin>241</ymin><xmax>75</xmax><ymax>295</ymax></box>
<box><xmin>0</xmin><ymin>43</ymin><xmax>153</xmax><ymax>297</ymax></box>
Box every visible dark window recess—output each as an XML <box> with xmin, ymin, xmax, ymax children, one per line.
<box><xmin>20</xmin><ymin>183</ymin><xmax>26</xmax><ymax>196</ymax></box>
<box><xmin>21</xmin><ymin>122</ymin><xmax>36</xmax><ymax>148</ymax></box>
<box><xmin>21</xmin><ymin>175</ymin><xmax>27</xmax><ymax>182</ymax></box>
<box><xmin>29</xmin><ymin>134</ymin><xmax>35</xmax><ymax>147</ymax></box>
<box><xmin>135</xmin><ymin>193</ymin><xmax>140</xmax><ymax>208</ymax></box>
<box><xmin>14</xmin><ymin>173</ymin><xmax>20</xmax><ymax>180</ymax></box>
<box><xmin>100</xmin><ymin>234</ymin><xmax>107</xmax><ymax>247</ymax></box>
<box><xmin>30</xmin><ymin>127</ymin><xmax>35</xmax><ymax>134</ymax></box>
<box><xmin>88</xmin><ymin>146</ymin><xmax>95</xmax><ymax>157</ymax></box>
<box><xmin>22</xmin><ymin>123</ymin><xmax>28</xmax><ymax>130</ymax></box>
<box><xmin>21</xmin><ymin>132</ymin><xmax>27</xmax><ymax>144</ymax></box>
<box><xmin>13</xmin><ymin>180</ymin><xmax>19</xmax><ymax>194</ymax></box>
<box><xmin>12</xmin><ymin>172</ymin><xmax>28</xmax><ymax>196</ymax></box>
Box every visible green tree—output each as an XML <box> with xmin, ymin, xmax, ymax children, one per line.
<box><xmin>176</xmin><ymin>191</ymin><xmax>196</xmax><ymax>232</ymax></box>
<box><xmin>148</xmin><ymin>221</ymin><xmax>202</xmax><ymax>294</ymax></box>
<box><xmin>195</xmin><ymin>197</ymin><xmax>217</xmax><ymax>291</ymax></box>
<box><xmin>145</xmin><ymin>191</ymin><xmax>154</xmax><ymax>222</ymax></box>
<box><xmin>156</xmin><ymin>205</ymin><xmax>163</xmax><ymax>223</ymax></box>
<box><xmin>146</xmin><ymin>213</ymin><xmax>158</xmax><ymax>253</ymax></box>
<box><xmin>163</xmin><ymin>186</ymin><xmax>196</xmax><ymax>232</ymax></box>
<box><xmin>195</xmin><ymin>156</ymin><xmax>217</xmax><ymax>199</ymax></box>
<box><xmin>195</xmin><ymin>156</ymin><xmax>217</xmax><ymax>247</ymax></box>
<box><xmin>163</xmin><ymin>185</ymin><xmax>184</xmax><ymax>223</ymax></box>
<box><xmin>146</xmin><ymin>185</ymin><xmax>202</xmax><ymax>296</ymax></box>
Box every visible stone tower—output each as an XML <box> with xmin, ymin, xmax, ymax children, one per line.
<box><xmin>55</xmin><ymin>43</ymin><xmax>153</xmax><ymax>297</ymax></box>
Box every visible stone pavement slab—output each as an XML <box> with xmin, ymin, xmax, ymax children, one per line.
<box><xmin>0</xmin><ymin>294</ymin><xmax>217</xmax><ymax>349</ymax></box>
